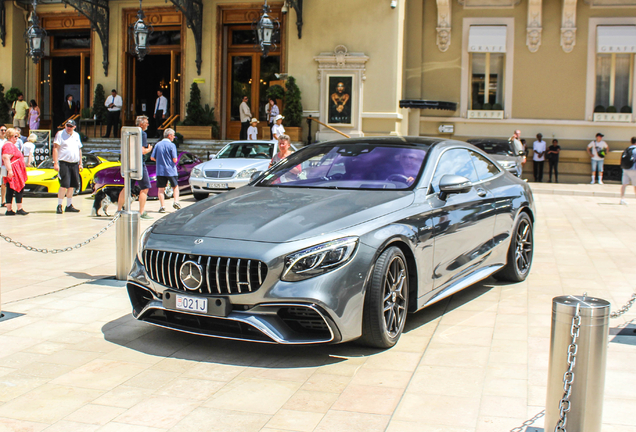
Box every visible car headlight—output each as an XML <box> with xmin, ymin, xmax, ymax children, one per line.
<box><xmin>192</xmin><ymin>167</ymin><xmax>203</xmax><ymax>178</ymax></box>
<box><xmin>236</xmin><ymin>168</ymin><xmax>257</xmax><ymax>179</ymax></box>
<box><xmin>282</xmin><ymin>237</ymin><xmax>358</xmax><ymax>282</ymax></box>
<box><xmin>137</xmin><ymin>226</ymin><xmax>153</xmax><ymax>262</ymax></box>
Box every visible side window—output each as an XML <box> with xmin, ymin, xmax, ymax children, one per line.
<box><xmin>470</xmin><ymin>151</ymin><xmax>500</xmax><ymax>181</ymax></box>
<box><xmin>180</xmin><ymin>153</ymin><xmax>194</xmax><ymax>165</ymax></box>
<box><xmin>430</xmin><ymin>149</ymin><xmax>479</xmax><ymax>193</ymax></box>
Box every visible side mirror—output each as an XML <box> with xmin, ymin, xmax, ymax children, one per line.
<box><xmin>438</xmin><ymin>175</ymin><xmax>472</xmax><ymax>201</ymax></box>
<box><xmin>250</xmin><ymin>171</ymin><xmax>263</xmax><ymax>183</ymax></box>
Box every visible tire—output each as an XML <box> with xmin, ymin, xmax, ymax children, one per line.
<box><xmin>360</xmin><ymin>246</ymin><xmax>409</xmax><ymax>348</ymax></box>
<box><xmin>164</xmin><ymin>184</ymin><xmax>174</xmax><ymax>199</ymax></box>
<box><xmin>193</xmin><ymin>192</ymin><xmax>209</xmax><ymax>201</ymax></box>
<box><xmin>494</xmin><ymin>212</ymin><xmax>533</xmax><ymax>282</ymax></box>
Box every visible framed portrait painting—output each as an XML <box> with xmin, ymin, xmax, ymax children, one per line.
<box><xmin>327</xmin><ymin>75</ymin><xmax>354</xmax><ymax>126</ymax></box>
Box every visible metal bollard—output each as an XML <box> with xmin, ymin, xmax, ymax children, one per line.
<box><xmin>115</xmin><ymin>211</ymin><xmax>139</xmax><ymax>280</ymax></box>
<box><xmin>545</xmin><ymin>295</ymin><xmax>610</xmax><ymax>432</ymax></box>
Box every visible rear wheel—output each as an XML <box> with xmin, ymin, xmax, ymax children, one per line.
<box><xmin>164</xmin><ymin>184</ymin><xmax>174</xmax><ymax>199</ymax></box>
<box><xmin>494</xmin><ymin>212</ymin><xmax>533</xmax><ymax>282</ymax></box>
<box><xmin>193</xmin><ymin>192</ymin><xmax>209</xmax><ymax>201</ymax></box>
<box><xmin>360</xmin><ymin>246</ymin><xmax>409</xmax><ymax>348</ymax></box>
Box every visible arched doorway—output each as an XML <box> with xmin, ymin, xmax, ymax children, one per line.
<box><xmin>122</xmin><ymin>7</ymin><xmax>184</xmax><ymax>130</ymax></box>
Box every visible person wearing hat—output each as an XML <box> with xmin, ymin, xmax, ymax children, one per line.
<box><xmin>247</xmin><ymin>118</ymin><xmax>259</xmax><ymax>141</ymax></box>
<box><xmin>587</xmin><ymin>132</ymin><xmax>609</xmax><ymax>184</ymax></box>
<box><xmin>53</xmin><ymin>119</ymin><xmax>83</xmax><ymax>213</ymax></box>
<box><xmin>271</xmin><ymin>114</ymin><xmax>285</xmax><ymax>142</ymax></box>
<box><xmin>103</xmin><ymin>89</ymin><xmax>123</xmax><ymax>138</ymax></box>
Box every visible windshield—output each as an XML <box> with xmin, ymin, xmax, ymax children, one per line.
<box><xmin>256</xmin><ymin>144</ymin><xmax>428</xmax><ymax>190</ymax></box>
<box><xmin>217</xmin><ymin>143</ymin><xmax>274</xmax><ymax>159</ymax></box>
<box><xmin>472</xmin><ymin>141</ymin><xmax>514</xmax><ymax>156</ymax></box>
<box><xmin>37</xmin><ymin>157</ymin><xmax>54</xmax><ymax>169</ymax></box>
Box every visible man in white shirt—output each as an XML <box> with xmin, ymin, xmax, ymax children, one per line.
<box><xmin>532</xmin><ymin>133</ymin><xmax>546</xmax><ymax>182</ymax></box>
<box><xmin>103</xmin><ymin>89</ymin><xmax>122</xmax><ymax>138</ymax></box>
<box><xmin>239</xmin><ymin>96</ymin><xmax>252</xmax><ymax>141</ymax></box>
<box><xmin>153</xmin><ymin>90</ymin><xmax>168</xmax><ymax>138</ymax></box>
<box><xmin>587</xmin><ymin>132</ymin><xmax>609</xmax><ymax>184</ymax></box>
<box><xmin>53</xmin><ymin>119</ymin><xmax>83</xmax><ymax>214</ymax></box>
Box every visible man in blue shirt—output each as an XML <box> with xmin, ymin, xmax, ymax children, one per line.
<box><xmin>117</xmin><ymin>116</ymin><xmax>153</xmax><ymax>219</ymax></box>
<box><xmin>620</xmin><ymin>137</ymin><xmax>636</xmax><ymax>205</ymax></box>
<box><xmin>151</xmin><ymin>128</ymin><xmax>180</xmax><ymax>212</ymax></box>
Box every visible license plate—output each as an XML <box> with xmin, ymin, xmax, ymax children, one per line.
<box><xmin>207</xmin><ymin>183</ymin><xmax>228</xmax><ymax>189</ymax></box>
<box><xmin>175</xmin><ymin>293</ymin><xmax>207</xmax><ymax>313</ymax></box>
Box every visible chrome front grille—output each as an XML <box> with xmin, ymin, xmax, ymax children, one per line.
<box><xmin>204</xmin><ymin>170</ymin><xmax>235</xmax><ymax>179</ymax></box>
<box><xmin>143</xmin><ymin>250</ymin><xmax>267</xmax><ymax>295</ymax></box>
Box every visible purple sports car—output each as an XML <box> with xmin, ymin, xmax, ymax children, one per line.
<box><xmin>93</xmin><ymin>151</ymin><xmax>201</xmax><ymax>198</ymax></box>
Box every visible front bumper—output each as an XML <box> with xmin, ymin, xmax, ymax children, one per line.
<box><xmin>189</xmin><ymin>176</ymin><xmax>249</xmax><ymax>193</ymax></box>
<box><xmin>127</xmin><ymin>235</ymin><xmax>376</xmax><ymax>344</ymax></box>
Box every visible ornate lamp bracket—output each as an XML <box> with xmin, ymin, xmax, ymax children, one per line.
<box><xmin>0</xmin><ymin>1</ymin><xmax>6</xmax><ymax>47</ymax></box>
<box><xmin>284</xmin><ymin>0</ymin><xmax>303</xmax><ymax>39</ymax></box>
<box><xmin>436</xmin><ymin>0</ymin><xmax>451</xmax><ymax>52</ymax></box>
<box><xmin>561</xmin><ymin>0</ymin><xmax>577</xmax><ymax>53</ymax></box>
<box><xmin>62</xmin><ymin>0</ymin><xmax>109</xmax><ymax>76</ymax></box>
<box><xmin>527</xmin><ymin>0</ymin><xmax>542</xmax><ymax>53</ymax></box>
<box><xmin>167</xmin><ymin>0</ymin><xmax>203</xmax><ymax>75</ymax></box>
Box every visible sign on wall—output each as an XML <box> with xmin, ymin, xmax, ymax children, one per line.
<box><xmin>328</xmin><ymin>76</ymin><xmax>354</xmax><ymax>125</ymax></box>
<box><xmin>30</xmin><ymin>130</ymin><xmax>51</xmax><ymax>166</ymax></box>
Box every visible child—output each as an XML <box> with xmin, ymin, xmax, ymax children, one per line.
<box><xmin>247</xmin><ymin>118</ymin><xmax>259</xmax><ymax>141</ymax></box>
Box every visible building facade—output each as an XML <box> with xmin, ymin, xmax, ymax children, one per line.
<box><xmin>2</xmin><ymin>0</ymin><xmax>636</xmax><ymax>181</ymax></box>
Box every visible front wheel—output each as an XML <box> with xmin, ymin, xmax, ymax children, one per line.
<box><xmin>164</xmin><ymin>184</ymin><xmax>174</xmax><ymax>199</ymax></box>
<box><xmin>494</xmin><ymin>212</ymin><xmax>533</xmax><ymax>282</ymax></box>
<box><xmin>360</xmin><ymin>246</ymin><xmax>409</xmax><ymax>348</ymax></box>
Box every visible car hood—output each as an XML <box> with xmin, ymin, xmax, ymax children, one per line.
<box><xmin>200</xmin><ymin>158</ymin><xmax>269</xmax><ymax>172</ymax></box>
<box><xmin>94</xmin><ymin>164</ymin><xmax>154</xmax><ymax>184</ymax></box>
<box><xmin>26</xmin><ymin>168</ymin><xmax>57</xmax><ymax>180</ymax></box>
<box><xmin>152</xmin><ymin>186</ymin><xmax>415</xmax><ymax>243</ymax></box>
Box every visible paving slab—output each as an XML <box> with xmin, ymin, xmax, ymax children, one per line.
<box><xmin>0</xmin><ymin>187</ymin><xmax>635</xmax><ymax>431</ymax></box>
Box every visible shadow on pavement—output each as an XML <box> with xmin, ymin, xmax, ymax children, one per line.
<box><xmin>100</xmin><ymin>278</ymin><xmax>498</xmax><ymax>368</ymax></box>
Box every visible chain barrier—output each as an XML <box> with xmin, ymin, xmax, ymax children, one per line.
<box><xmin>0</xmin><ymin>213</ymin><xmax>121</xmax><ymax>254</ymax></box>
<box><xmin>554</xmin><ymin>302</ymin><xmax>581</xmax><ymax>432</ymax></box>
<box><xmin>510</xmin><ymin>409</ymin><xmax>545</xmax><ymax>432</ymax></box>
<box><xmin>610</xmin><ymin>293</ymin><xmax>636</xmax><ymax>319</ymax></box>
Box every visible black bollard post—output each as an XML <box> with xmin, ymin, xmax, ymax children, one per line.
<box><xmin>307</xmin><ymin>115</ymin><xmax>312</xmax><ymax>145</ymax></box>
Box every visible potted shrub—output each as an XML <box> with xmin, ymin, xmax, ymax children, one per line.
<box><xmin>282</xmin><ymin>76</ymin><xmax>303</xmax><ymax>141</ymax></box>
<box><xmin>176</xmin><ymin>82</ymin><xmax>219</xmax><ymax>139</ymax></box>
<box><xmin>81</xmin><ymin>107</ymin><xmax>92</xmax><ymax>119</ymax></box>
<box><xmin>0</xmin><ymin>84</ymin><xmax>12</xmax><ymax>126</ymax></box>
<box><xmin>91</xmin><ymin>84</ymin><xmax>108</xmax><ymax>137</ymax></box>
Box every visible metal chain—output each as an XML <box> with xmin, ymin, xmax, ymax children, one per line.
<box><xmin>0</xmin><ymin>213</ymin><xmax>121</xmax><ymax>254</ymax></box>
<box><xmin>610</xmin><ymin>293</ymin><xmax>636</xmax><ymax>319</ymax></box>
<box><xmin>510</xmin><ymin>409</ymin><xmax>545</xmax><ymax>432</ymax></box>
<box><xmin>554</xmin><ymin>303</ymin><xmax>581</xmax><ymax>432</ymax></box>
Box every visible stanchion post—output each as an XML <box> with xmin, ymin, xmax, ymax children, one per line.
<box><xmin>545</xmin><ymin>295</ymin><xmax>610</xmax><ymax>432</ymax></box>
<box><xmin>116</xmin><ymin>127</ymin><xmax>143</xmax><ymax>281</ymax></box>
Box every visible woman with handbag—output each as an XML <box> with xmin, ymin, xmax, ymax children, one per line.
<box><xmin>2</xmin><ymin>128</ymin><xmax>29</xmax><ymax>215</ymax></box>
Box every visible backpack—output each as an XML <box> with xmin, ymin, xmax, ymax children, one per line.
<box><xmin>621</xmin><ymin>146</ymin><xmax>636</xmax><ymax>169</ymax></box>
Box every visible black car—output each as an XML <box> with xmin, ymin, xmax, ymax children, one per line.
<box><xmin>467</xmin><ymin>138</ymin><xmax>524</xmax><ymax>177</ymax></box>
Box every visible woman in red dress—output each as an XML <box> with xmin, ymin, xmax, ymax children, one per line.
<box><xmin>2</xmin><ymin>128</ymin><xmax>28</xmax><ymax>215</ymax></box>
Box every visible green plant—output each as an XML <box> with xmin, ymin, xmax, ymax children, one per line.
<box><xmin>606</xmin><ymin>106</ymin><xmax>617</xmax><ymax>113</ymax></box>
<box><xmin>0</xmin><ymin>84</ymin><xmax>11</xmax><ymax>124</ymax></box>
<box><xmin>283</xmin><ymin>76</ymin><xmax>303</xmax><ymax>127</ymax></box>
<box><xmin>173</xmin><ymin>132</ymin><xmax>184</xmax><ymax>148</ymax></box>
<box><xmin>621</xmin><ymin>105</ymin><xmax>632</xmax><ymax>113</ymax></box>
<box><xmin>81</xmin><ymin>107</ymin><xmax>91</xmax><ymax>119</ymax></box>
<box><xmin>472</xmin><ymin>102</ymin><xmax>482</xmax><ymax>110</ymax></box>
<box><xmin>492</xmin><ymin>103</ymin><xmax>503</xmax><ymax>111</ymax></box>
<box><xmin>482</xmin><ymin>103</ymin><xmax>492</xmax><ymax>110</ymax></box>
<box><xmin>182</xmin><ymin>82</ymin><xmax>219</xmax><ymax>136</ymax></box>
<box><xmin>594</xmin><ymin>105</ymin><xmax>606</xmax><ymax>113</ymax></box>
<box><xmin>92</xmin><ymin>84</ymin><xmax>108</xmax><ymax>123</ymax></box>
<box><xmin>266</xmin><ymin>84</ymin><xmax>285</xmax><ymax>102</ymax></box>
<box><xmin>79</xmin><ymin>133</ymin><xmax>89</xmax><ymax>142</ymax></box>
<box><xmin>5</xmin><ymin>87</ymin><xmax>22</xmax><ymax>104</ymax></box>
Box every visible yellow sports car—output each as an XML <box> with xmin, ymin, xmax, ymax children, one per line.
<box><xmin>24</xmin><ymin>152</ymin><xmax>121</xmax><ymax>195</ymax></box>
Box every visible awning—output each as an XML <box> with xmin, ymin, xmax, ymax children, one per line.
<box><xmin>399</xmin><ymin>100</ymin><xmax>457</xmax><ymax>111</ymax></box>
<box><xmin>597</xmin><ymin>26</ymin><xmax>636</xmax><ymax>53</ymax></box>
<box><xmin>468</xmin><ymin>26</ymin><xmax>507</xmax><ymax>53</ymax></box>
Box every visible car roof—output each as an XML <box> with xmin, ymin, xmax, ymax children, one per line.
<box><xmin>466</xmin><ymin>138</ymin><xmax>512</xmax><ymax>145</ymax></box>
<box><xmin>310</xmin><ymin>136</ymin><xmax>446</xmax><ymax>148</ymax></box>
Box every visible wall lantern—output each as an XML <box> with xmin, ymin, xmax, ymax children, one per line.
<box><xmin>24</xmin><ymin>0</ymin><xmax>46</xmax><ymax>64</ymax></box>
<box><xmin>132</xmin><ymin>0</ymin><xmax>152</xmax><ymax>61</ymax></box>
<box><xmin>253</xmin><ymin>0</ymin><xmax>279</xmax><ymax>57</ymax></box>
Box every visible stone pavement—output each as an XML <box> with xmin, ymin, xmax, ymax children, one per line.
<box><xmin>0</xmin><ymin>185</ymin><xmax>635</xmax><ymax>432</ymax></box>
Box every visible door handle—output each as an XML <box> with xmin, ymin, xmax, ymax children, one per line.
<box><xmin>476</xmin><ymin>188</ymin><xmax>487</xmax><ymax>197</ymax></box>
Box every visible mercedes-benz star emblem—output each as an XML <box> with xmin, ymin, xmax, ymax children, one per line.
<box><xmin>179</xmin><ymin>261</ymin><xmax>203</xmax><ymax>291</ymax></box>
<box><xmin>194</xmin><ymin>238</ymin><xmax>204</xmax><ymax>245</ymax></box>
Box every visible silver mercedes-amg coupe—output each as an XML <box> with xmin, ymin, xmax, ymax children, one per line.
<box><xmin>127</xmin><ymin>137</ymin><xmax>535</xmax><ymax>348</ymax></box>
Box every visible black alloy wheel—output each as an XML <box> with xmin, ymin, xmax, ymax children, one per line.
<box><xmin>494</xmin><ymin>212</ymin><xmax>533</xmax><ymax>282</ymax></box>
<box><xmin>361</xmin><ymin>246</ymin><xmax>409</xmax><ymax>348</ymax></box>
